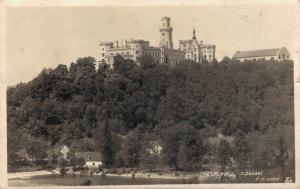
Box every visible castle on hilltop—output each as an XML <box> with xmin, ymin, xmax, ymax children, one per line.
<box><xmin>99</xmin><ymin>17</ymin><xmax>216</xmax><ymax>67</ymax></box>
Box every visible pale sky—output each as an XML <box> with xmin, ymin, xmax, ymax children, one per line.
<box><xmin>6</xmin><ymin>5</ymin><xmax>300</xmax><ymax>86</ymax></box>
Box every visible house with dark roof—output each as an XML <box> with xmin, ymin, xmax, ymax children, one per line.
<box><xmin>76</xmin><ymin>152</ymin><xmax>102</xmax><ymax>168</ymax></box>
<box><xmin>232</xmin><ymin>47</ymin><xmax>290</xmax><ymax>62</ymax></box>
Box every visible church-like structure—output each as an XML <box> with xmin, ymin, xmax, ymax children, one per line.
<box><xmin>99</xmin><ymin>17</ymin><xmax>216</xmax><ymax>67</ymax></box>
<box><xmin>179</xmin><ymin>28</ymin><xmax>216</xmax><ymax>63</ymax></box>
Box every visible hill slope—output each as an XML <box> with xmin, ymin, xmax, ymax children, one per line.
<box><xmin>7</xmin><ymin>55</ymin><xmax>294</xmax><ymax>176</ymax></box>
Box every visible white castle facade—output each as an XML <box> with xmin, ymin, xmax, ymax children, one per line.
<box><xmin>99</xmin><ymin>17</ymin><xmax>216</xmax><ymax>67</ymax></box>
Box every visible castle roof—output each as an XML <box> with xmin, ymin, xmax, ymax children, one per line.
<box><xmin>127</xmin><ymin>39</ymin><xmax>149</xmax><ymax>43</ymax></box>
<box><xmin>233</xmin><ymin>48</ymin><xmax>280</xmax><ymax>59</ymax></box>
<box><xmin>179</xmin><ymin>39</ymin><xmax>193</xmax><ymax>43</ymax></box>
<box><xmin>161</xmin><ymin>16</ymin><xmax>170</xmax><ymax>20</ymax></box>
<box><xmin>165</xmin><ymin>48</ymin><xmax>185</xmax><ymax>53</ymax></box>
<box><xmin>146</xmin><ymin>46</ymin><xmax>161</xmax><ymax>50</ymax></box>
<box><xmin>202</xmin><ymin>44</ymin><xmax>216</xmax><ymax>48</ymax></box>
<box><xmin>99</xmin><ymin>42</ymin><xmax>113</xmax><ymax>45</ymax></box>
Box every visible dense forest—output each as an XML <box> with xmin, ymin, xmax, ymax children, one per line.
<box><xmin>7</xmin><ymin>55</ymin><xmax>294</xmax><ymax>180</ymax></box>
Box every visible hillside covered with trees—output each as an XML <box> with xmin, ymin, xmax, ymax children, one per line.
<box><xmin>7</xmin><ymin>55</ymin><xmax>294</xmax><ymax>181</ymax></box>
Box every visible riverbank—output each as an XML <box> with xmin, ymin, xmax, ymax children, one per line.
<box><xmin>8</xmin><ymin>169</ymin><xmax>198</xmax><ymax>180</ymax></box>
<box><xmin>8</xmin><ymin>170</ymin><xmax>189</xmax><ymax>187</ymax></box>
<box><xmin>8</xmin><ymin>169</ymin><xmax>60</xmax><ymax>179</ymax></box>
<box><xmin>8</xmin><ymin>169</ymin><xmax>285</xmax><ymax>186</ymax></box>
<box><xmin>106</xmin><ymin>172</ymin><xmax>197</xmax><ymax>180</ymax></box>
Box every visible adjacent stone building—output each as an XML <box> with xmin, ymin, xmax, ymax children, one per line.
<box><xmin>179</xmin><ymin>28</ymin><xmax>216</xmax><ymax>63</ymax></box>
<box><xmin>232</xmin><ymin>47</ymin><xmax>290</xmax><ymax>62</ymax></box>
<box><xmin>99</xmin><ymin>17</ymin><xmax>216</xmax><ymax>67</ymax></box>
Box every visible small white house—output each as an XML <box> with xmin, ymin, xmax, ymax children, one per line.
<box><xmin>147</xmin><ymin>141</ymin><xmax>163</xmax><ymax>155</ymax></box>
<box><xmin>60</xmin><ymin>145</ymin><xmax>70</xmax><ymax>160</ymax></box>
<box><xmin>76</xmin><ymin>152</ymin><xmax>102</xmax><ymax>168</ymax></box>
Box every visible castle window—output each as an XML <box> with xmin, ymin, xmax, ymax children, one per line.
<box><xmin>162</xmin><ymin>33</ymin><xmax>165</xmax><ymax>36</ymax></box>
<box><xmin>102</xmin><ymin>48</ymin><xmax>104</xmax><ymax>51</ymax></box>
<box><xmin>209</xmin><ymin>55</ymin><xmax>212</xmax><ymax>58</ymax></box>
<box><xmin>244</xmin><ymin>59</ymin><xmax>247</xmax><ymax>62</ymax></box>
<box><xmin>127</xmin><ymin>52</ymin><xmax>129</xmax><ymax>54</ymax></box>
<box><xmin>136</xmin><ymin>51</ymin><xmax>139</xmax><ymax>54</ymax></box>
<box><xmin>279</xmin><ymin>55</ymin><xmax>281</xmax><ymax>59</ymax></box>
<box><xmin>111</xmin><ymin>53</ymin><xmax>113</xmax><ymax>55</ymax></box>
<box><xmin>102</xmin><ymin>53</ymin><xmax>105</xmax><ymax>57</ymax></box>
<box><xmin>283</xmin><ymin>54</ymin><xmax>286</xmax><ymax>59</ymax></box>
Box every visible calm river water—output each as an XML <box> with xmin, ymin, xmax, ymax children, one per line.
<box><xmin>9</xmin><ymin>174</ymin><xmax>184</xmax><ymax>186</ymax></box>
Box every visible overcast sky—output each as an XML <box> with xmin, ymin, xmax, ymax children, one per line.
<box><xmin>6</xmin><ymin>5</ymin><xmax>299</xmax><ymax>86</ymax></box>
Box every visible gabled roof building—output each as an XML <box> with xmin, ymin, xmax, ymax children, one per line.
<box><xmin>76</xmin><ymin>152</ymin><xmax>102</xmax><ymax>168</ymax></box>
<box><xmin>232</xmin><ymin>47</ymin><xmax>290</xmax><ymax>62</ymax></box>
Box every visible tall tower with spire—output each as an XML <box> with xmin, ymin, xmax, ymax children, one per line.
<box><xmin>192</xmin><ymin>27</ymin><xmax>197</xmax><ymax>40</ymax></box>
<box><xmin>159</xmin><ymin>17</ymin><xmax>173</xmax><ymax>49</ymax></box>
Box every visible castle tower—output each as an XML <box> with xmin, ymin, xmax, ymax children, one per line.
<box><xmin>159</xmin><ymin>17</ymin><xmax>173</xmax><ymax>49</ymax></box>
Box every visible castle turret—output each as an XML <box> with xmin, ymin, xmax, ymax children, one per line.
<box><xmin>192</xmin><ymin>28</ymin><xmax>196</xmax><ymax>40</ymax></box>
<box><xmin>99</xmin><ymin>42</ymin><xmax>113</xmax><ymax>63</ymax></box>
<box><xmin>113</xmin><ymin>40</ymin><xmax>119</xmax><ymax>48</ymax></box>
<box><xmin>159</xmin><ymin>17</ymin><xmax>173</xmax><ymax>49</ymax></box>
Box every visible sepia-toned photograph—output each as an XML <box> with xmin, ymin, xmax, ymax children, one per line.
<box><xmin>1</xmin><ymin>1</ymin><xmax>300</xmax><ymax>188</ymax></box>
